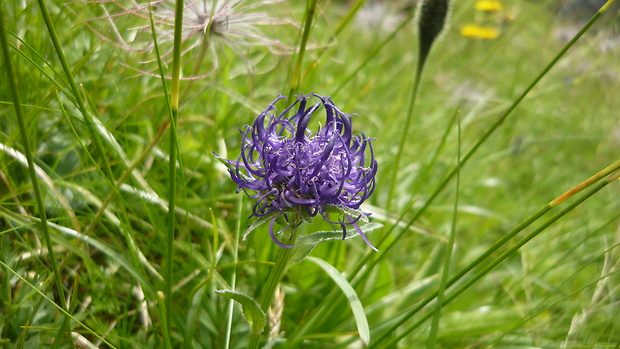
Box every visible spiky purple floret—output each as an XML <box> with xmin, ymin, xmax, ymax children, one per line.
<box><xmin>217</xmin><ymin>94</ymin><xmax>378</xmax><ymax>250</ymax></box>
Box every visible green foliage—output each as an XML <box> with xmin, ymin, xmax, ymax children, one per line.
<box><xmin>1</xmin><ymin>0</ymin><xmax>619</xmax><ymax>348</ymax></box>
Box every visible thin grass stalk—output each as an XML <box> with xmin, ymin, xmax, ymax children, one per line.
<box><xmin>147</xmin><ymin>3</ymin><xmax>177</xmax><ymax>343</ymax></box>
<box><xmin>224</xmin><ymin>197</ymin><xmax>243</xmax><ymax>349</ymax></box>
<box><xmin>157</xmin><ymin>291</ymin><xmax>172</xmax><ymax>349</ymax></box>
<box><xmin>333</xmin><ymin>9</ymin><xmax>416</xmax><ymax>95</ymax></box>
<box><xmin>413</xmin><ymin>109</ymin><xmax>458</xmax><ymax>195</ymax></box>
<box><xmin>6</xmin><ymin>29</ymin><xmax>71</xmax><ymax>95</ymax></box>
<box><xmin>35</xmin><ymin>0</ymin><xmax>116</xmax><ymax>187</ymax></box>
<box><xmin>426</xmin><ymin>112</ymin><xmax>460</xmax><ymax>349</ymax></box>
<box><xmin>286</xmin><ymin>0</ymin><xmax>318</xmax><ymax>101</ymax></box>
<box><xmin>247</xmin><ymin>228</ymin><xmax>300</xmax><ymax>349</ymax></box>
<box><xmin>378</xmin><ymin>168</ymin><xmax>620</xmax><ymax>347</ymax></box>
<box><xmin>386</xmin><ymin>66</ymin><xmax>422</xmax><ymax>211</ymax></box>
<box><xmin>164</xmin><ymin>0</ymin><xmax>185</xmax><ymax>343</ymax></box>
<box><xmin>83</xmin><ymin>118</ymin><xmax>170</xmax><ymax>238</ymax></box>
<box><xmin>388</xmin><ymin>0</ymin><xmax>448</xmax><ymax>211</ymax></box>
<box><xmin>0</xmin><ymin>6</ymin><xmax>71</xmax><ymax>342</ymax></box>
<box><xmin>300</xmin><ymin>0</ymin><xmax>369</xmax><ymax>78</ymax></box>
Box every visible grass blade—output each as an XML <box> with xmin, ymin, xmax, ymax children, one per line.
<box><xmin>306</xmin><ymin>257</ymin><xmax>371</xmax><ymax>346</ymax></box>
<box><xmin>0</xmin><ymin>5</ymin><xmax>70</xmax><ymax>342</ymax></box>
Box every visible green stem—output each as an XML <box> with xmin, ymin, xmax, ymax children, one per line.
<box><xmin>333</xmin><ymin>9</ymin><xmax>417</xmax><ymax>96</ymax></box>
<box><xmin>224</xmin><ymin>197</ymin><xmax>243</xmax><ymax>349</ymax></box>
<box><xmin>247</xmin><ymin>227</ymin><xmax>300</xmax><ymax>349</ymax></box>
<box><xmin>0</xmin><ymin>4</ymin><xmax>71</xmax><ymax>343</ymax></box>
<box><xmin>157</xmin><ymin>291</ymin><xmax>172</xmax><ymax>349</ymax></box>
<box><xmin>427</xmin><ymin>112</ymin><xmax>460</xmax><ymax>349</ymax></box>
<box><xmin>164</xmin><ymin>0</ymin><xmax>184</xmax><ymax>344</ymax></box>
<box><xmin>36</xmin><ymin>0</ymin><xmax>116</xmax><ymax>188</ymax></box>
<box><xmin>298</xmin><ymin>0</ymin><xmax>369</xmax><ymax>80</ymax></box>
<box><xmin>287</xmin><ymin>0</ymin><xmax>318</xmax><ymax>101</ymax></box>
<box><xmin>386</xmin><ymin>62</ymin><xmax>423</xmax><ymax>211</ymax></box>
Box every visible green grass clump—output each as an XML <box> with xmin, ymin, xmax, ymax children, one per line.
<box><xmin>1</xmin><ymin>0</ymin><xmax>619</xmax><ymax>348</ymax></box>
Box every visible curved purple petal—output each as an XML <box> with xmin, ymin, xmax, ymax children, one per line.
<box><xmin>269</xmin><ymin>216</ymin><xmax>295</xmax><ymax>249</ymax></box>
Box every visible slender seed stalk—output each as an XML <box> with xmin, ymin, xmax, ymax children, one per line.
<box><xmin>386</xmin><ymin>67</ymin><xmax>422</xmax><ymax>211</ymax></box>
<box><xmin>388</xmin><ymin>0</ymin><xmax>449</xmax><ymax>210</ymax></box>
<box><xmin>0</xmin><ymin>5</ymin><xmax>70</xmax><ymax>343</ymax></box>
<box><xmin>147</xmin><ymin>2</ymin><xmax>178</xmax><ymax>345</ymax></box>
<box><xmin>247</xmin><ymin>227</ymin><xmax>300</xmax><ymax>349</ymax></box>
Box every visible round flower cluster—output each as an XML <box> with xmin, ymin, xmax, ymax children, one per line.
<box><xmin>218</xmin><ymin>94</ymin><xmax>378</xmax><ymax>249</ymax></box>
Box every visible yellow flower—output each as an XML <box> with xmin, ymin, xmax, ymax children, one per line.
<box><xmin>475</xmin><ymin>0</ymin><xmax>503</xmax><ymax>12</ymax></box>
<box><xmin>460</xmin><ymin>24</ymin><xmax>499</xmax><ymax>39</ymax></box>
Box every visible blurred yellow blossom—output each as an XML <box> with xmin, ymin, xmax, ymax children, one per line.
<box><xmin>460</xmin><ymin>24</ymin><xmax>499</xmax><ymax>39</ymax></box>
<box><xmin>475</xmin><ymin>0</ymin><xmax>503</xmax><ymax>12</ymax></box>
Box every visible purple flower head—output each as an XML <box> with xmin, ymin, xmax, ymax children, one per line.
<box><xmin>217</xmin><ymin>94</ymin><xmax>378</xmax><ymax>250</ymax></box>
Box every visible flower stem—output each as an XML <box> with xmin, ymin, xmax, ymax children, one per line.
<box><xmin>164</xmin><ymin>0</ymin><xmax>184</xmax><ymax>345</ymax></box>
<box><xmin>247</xmin><ymin>227</ymin><xmax>299</xmax><ymax>349</ymax></box>
<box><xmin>386</xmin><ymin>63</ymin><xmax>422</xmax><ymax>212</ymax></box>
<box><xmin>224</xmin><ymin>197</ymin><xmax>243</xmax><ymax>349</ymax></box>
<box><xmin>287</xmin><ymin>0</ymin><xmax>318</xmax><ymax>101</ymax></box>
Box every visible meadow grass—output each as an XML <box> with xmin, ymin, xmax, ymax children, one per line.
<box><xmin>1</xmin><ymin>0</ymin><xmax>619</xmax><ymax>348</ymax></box>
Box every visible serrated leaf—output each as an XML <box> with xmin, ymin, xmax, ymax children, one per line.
<box><xmin>291</xmin><ymin>222</ymin><xmax>383</xmax><ymax>263</ymax></box>
<box><xmin>306</xmin><ymin>257</ymin><xmax>370</xmax><ymax>345</ymax></box>
<box><xmin>215</xmin><ymin>290</ymin><xmax>266</xmax><ymax>334</ymax></box>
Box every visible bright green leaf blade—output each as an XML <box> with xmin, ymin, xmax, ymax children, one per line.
<box><xmin>306</xmin><ymin>257</ymin><xmax>370</xmax><ymax>346</ymax></box>
<box><xmin>215</xmin><ymin>289</ymin><xmax>266</xmax><ymax>335</ymax></box>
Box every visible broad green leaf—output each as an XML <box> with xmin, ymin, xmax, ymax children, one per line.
<box><xmin>215</xmin><ymin>290</ymin><xmax>266</xmax><ymax>335</ymax></box>
<box><xmin>306</xmin><ymin>257</ymin><xmax>370</xmax><ymax>346</ymax></box>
